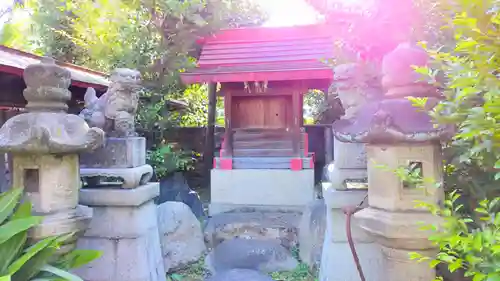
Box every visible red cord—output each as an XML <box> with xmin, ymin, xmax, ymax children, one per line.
<box><xmin>343</xmin><ymin>206</ymin><xmax>367</xmax><ymax>281</ymax></box>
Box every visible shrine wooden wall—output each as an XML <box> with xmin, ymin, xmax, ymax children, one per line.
<box><xmin>231</xmin><ymin>96</ymin><xmax>292</xmax><ymax>129</ymax></box>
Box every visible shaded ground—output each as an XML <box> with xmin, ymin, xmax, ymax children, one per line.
<box><xmin>166</xmin><ymin>248</ymin><xmax>318</xmax><ymax>281</ymax></box>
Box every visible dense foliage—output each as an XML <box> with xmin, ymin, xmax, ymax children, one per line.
<box><xmin>403</xmin><ymin>0</ymin><xmax>500</xmax><ymax>280</ymax></box>
<box><xmin>1</xmin><ymin>0</ymin><xmax>265</xmax><ymax>129</ymax></box>
<box><xmin>0</xmin><ymin>188</ymin><xmax>100</xmax><ymax>281</ymax></box>
<box><xmin>0</xmin><ymin>0</ymin><xmax>265</xmax><ymax>177</ymax></box>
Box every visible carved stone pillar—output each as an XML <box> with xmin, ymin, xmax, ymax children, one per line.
<box><xmin>320</xmin><ymin>63</ymin><xmax>384</xmax><ymax>281</ymax></box>
<box><xmin>333</xmin><ymin>43</ymin><xmax>451</xmax><ymax>281</ymax></box>
<box><xmin>0</xmin><ymin>57</ymin><xmax>105</xmax><ymax>252</ymax></box>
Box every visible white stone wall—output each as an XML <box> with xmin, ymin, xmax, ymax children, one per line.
<box><xmin>210</xmin><ymin>169</ymin><xmax>315</xmax><ymax>215</ymax></box>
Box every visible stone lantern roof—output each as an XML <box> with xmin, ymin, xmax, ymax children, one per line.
<box><xmin>0</xmin><ymin>57</ymin><xmax>105</xmax><ymax>154</ymax></box>
<box><xmin>332</xmin><ymin>43</ymin><xmax>453</xmax><ymax>144</ymax></box>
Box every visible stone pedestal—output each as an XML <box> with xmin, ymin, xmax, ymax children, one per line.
<box><xmin>80</xmin><ymin>137</ymin><xmax>153</xmax><ymax>188</ymax></box>
<box><xmin>327</xmin><ymin>138</ymin><xmax>367</xmax><ymax>190</ymax></box>
<box><xmin>319</xmin><ymin>188</ymin><xmax>382</xmax><ymax>281</ymax></box>
<box><xmin>75</xmin><ymin>183</ymin><xmax>166</xmax><ymax>281</ymax></box>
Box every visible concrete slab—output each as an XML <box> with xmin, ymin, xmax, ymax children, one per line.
<box><xmin>210</xmin><ymin>169</ymin><xmax>314</xmax><ymax>215</ymax></box>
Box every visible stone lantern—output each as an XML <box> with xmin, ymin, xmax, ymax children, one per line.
<box><xmin>0</xmin><ymin>57</ymin><xmax>105</xmax><ymax>252</ymax></box>
<box><xmin>332</xmin><ymin>43</ymin><xmax>450</xmax><ymax>281</ymax></box>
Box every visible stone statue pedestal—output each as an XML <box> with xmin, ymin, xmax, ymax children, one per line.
<box><xmin>75</xmin><ymin>183</ymin><xmax>165</xmax><ymax>281</ymax></box>
<box><xmin>319</xmin><ymin>188</ymin><xmax>382</xmax><ymax>281</ymax></box>
<box><xmin>80</xmin><ymin>137</ymin><xmax>153</xmax><ymax>188</ymax></box>
<box><xmin>327</xmin><ymin>139</ymin><xmax>367</xmax><ymax>189</ymax></box>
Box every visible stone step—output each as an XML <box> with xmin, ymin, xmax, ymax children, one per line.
<box><xmin>203</xmin><ymin>211</ymin><xmax>301</xmax><ymax>250</ymax></box>
<box><xmin>233</xmin><ymin>140</ymin><xmax>305</xmax><ymax>149</ymax></box>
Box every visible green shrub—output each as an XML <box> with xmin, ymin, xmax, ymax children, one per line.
<box><xmin>407</xmin><ymin>0</ymin><xmax>500</xmax><ymax>279</ymax></box>
<box><xmin>0</xmin><ymin>188</ymin><xmax>101</xmax><ymax>281</ymax></box>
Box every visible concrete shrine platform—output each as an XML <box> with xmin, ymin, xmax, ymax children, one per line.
<box><xmin>210</xmin><ymin>169</ymin><xmax>315</xmax><ymax>215</ymax></box>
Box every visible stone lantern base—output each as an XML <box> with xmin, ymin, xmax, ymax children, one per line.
<box><xmin>75</xmin><ymin>183</ymin><xmax>165</xmax><ymax>281</ymax></box>
<box><xmin>355</xmin><ymin>207</ymin><xmax>442</xmax><ymax>281</ymax></box>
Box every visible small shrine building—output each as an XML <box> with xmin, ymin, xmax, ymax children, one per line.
<box><xmin>182</xmin><ymin>24</ymin><xmax>335</xmax><ymax>214</ymax></box>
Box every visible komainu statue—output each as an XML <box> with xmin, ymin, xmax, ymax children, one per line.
<box><xmin>80</xmin><ymin>68</ymin><xmax>141</xmax><ymax>137</ymax></box>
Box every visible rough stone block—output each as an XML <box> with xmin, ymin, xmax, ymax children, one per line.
<box><xmin>157</xmin><ymin>202</ymin><xmax>206</xmax><ymax>272</ymax></box>
<box><xmin>298</xmin><ymin>199</ymin><xmax>326</xmax><ymax>271</ymax></box>
<box><xmin>205</xmin><ymin>238</ymin><xmax>298</xmax><ymax>274</ymax></box>
<box><xmin>80</xmin><ymin>137</ymin><xmax>146</xmax><ymax>168</ymax></box>
<box><xmin>204</xmin><ymin>211</ymin><xmax>301</xmax><ymax>250</ymax></box>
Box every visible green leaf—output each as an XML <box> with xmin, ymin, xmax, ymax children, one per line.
<box><xmin>0</xmin><ymin>217</ymin><xmax>43</xmax><ymax>245</ymax></box>
<box><xmin>11</xmin><ymin>246</ymin><xmax>57</xmax><ymax>281</ymax></box>
<box><xmin>486</xmin><ymin>273</ymin><xmax>500</xmax><ymax>281</ymax></box>
<box><xmin>0</xmin><ymin>276</ymin><xmax>10</xmax><ymax>281</ymax></box>
<box><xmin>170</xmin><ymin>273</ymin><xmax>183</xmax><ymax>281</ymax></box>
<box><xmin>429</xmin><ymin>260</ymin><xmax>440</xmax><ymax>268</ymax></box>
<box><xmin>10</xmin><ymin>202</ymin><xmax>32</xmax><ymax>221</ymax></box>
<box><xmin>39</xmin><ymin>265</ymin><xmax>83</xmax><ymax>281</ymax></box>
<box><xmin>58</xmin><ymin>250</ymin><xmax>102</xmax><ymax>270</ymax></box>
<box><xmin>0</xmin><ymin>189</ymin><xmax>23</xmax><ymax>225</ymax></box>
<box><xmin>7</xmin><ymin>236</ymin><xmax>58</xmax><ymax>275</ymax></box>
<box><xmin>449</xmin><ymin>258</ymin><xmax>463</xmax><ymax>272</ymax></box>
<box><xmin>473</xmin><ymin>273</ymin><xmax>487</xmax><ymax>281</ymax></box>
<box><xmin>0</xmin><ymin>232</ymin><xmax>27</xmax><ymax>275</ymax></box>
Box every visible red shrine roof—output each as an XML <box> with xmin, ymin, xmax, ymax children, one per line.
<box><xmin>0</xmin><ymin>45</ymin><xmax>109</xmax><ymax>90</ymax></box>
<box><xmin>181</xmin><ymin>24</ymin><xmax>335</xmax><ymax>84</ymax></box>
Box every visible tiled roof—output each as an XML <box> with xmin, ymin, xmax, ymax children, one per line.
<box><xmin>181</xmin><ymin>24</ymin><xmax>334</xmax><ymax>84</ymax></box>
<box><xmin>0</xmin><ymin>45</ymin><xmax>109</xmax><ymax>90</ymax></box>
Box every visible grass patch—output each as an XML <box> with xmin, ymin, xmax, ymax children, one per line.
<box><xmin>166</xmin><ymin>257</ymin><xmax>208</xmax><ymax>281</ymax></box>
<box><xmin>269</xmin><ymin>263</ymin><xmax>318</xmax><ymax>281</ymax></box>
<box><xmin>166</xmin><ymin>251</ymin><xmax>319</xmax><ymax>281</ymax></box>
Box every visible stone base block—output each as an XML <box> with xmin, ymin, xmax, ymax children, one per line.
<box><xmin>326</xmin><ymin>164</ymin><xmax>367</xmax><ymax>190</ymax></box>
<box><xmin>380</xmin><ymin>246</ymin><xmax>436</xmax><ymax>281</ymax></box>
<box><xmin>319</xmin><ymin>187</ymin><xmax>383</xmax><ymax>281</ymax></box>
<box><xmin>210</xmin><ymin>169</ymin><xmax>315</xmax><ymax>215</ymax></box>
<box><xmin>30</xmin><ymin>205</ymin><xmax>92</xmax><ymax>254</ymax></box>
<box><xmin>80</xmin><ymin>137</ymin><xmax>146</xmax><ymax>168</ymax></box>
<box><xmin>319</xmin><ymin>241</ymin><xmax>382</xmax><ymax>281</ymax></box>
<box><xmin>81</xmin><ymin>164</ymin><xmax>153</xmax><ymax>189</ymax></box>
<box><xmin>76</xmin><ymin>183</ymin><xmax>165</xmax><ymax>281</ymax></box>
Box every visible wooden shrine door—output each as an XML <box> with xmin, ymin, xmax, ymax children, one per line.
<box><xmin>232</xmin><ymin>96</ymin><xmax>291</xmax><ymax>129</ymax></box>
